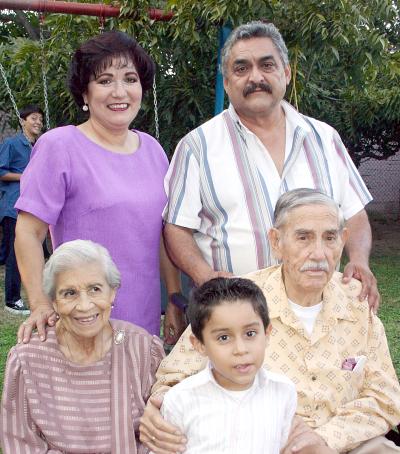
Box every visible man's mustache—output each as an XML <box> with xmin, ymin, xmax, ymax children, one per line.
<box><xmin>300</xmin><ymin>261</ymin><xmax>330</xmax><ymax>272</ymax></box>
<box><xmin>243</xmin><ymin>82</ymin><xmax>273</xmax><ymax>97</ymax></box>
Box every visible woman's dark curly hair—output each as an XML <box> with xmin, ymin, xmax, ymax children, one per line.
<box><xmin>68</xmin><ymin>31</ymin><xmax>155</xmax><ymax>108</ymax></box>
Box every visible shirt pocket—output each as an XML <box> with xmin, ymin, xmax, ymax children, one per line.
<box><xmin>329</xmin><ymin>368</ymin><xmax>365</xmax><ymax>408</ymax></box>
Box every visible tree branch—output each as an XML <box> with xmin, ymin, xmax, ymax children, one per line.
<box><xmin>14</xmin><ymin>11</ymin><xmax>38</xmax><ymax>40</ymax></box>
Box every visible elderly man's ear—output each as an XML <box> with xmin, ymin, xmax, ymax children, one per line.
<box><xmin>268</xmin><ymin>228</ymin><xmax>282</xmax><ymax>261</ymax></box>
<box><xmin>340</xmin><ymin>227</ymin><xmax>349</xmax><ymax>246</ymax></box>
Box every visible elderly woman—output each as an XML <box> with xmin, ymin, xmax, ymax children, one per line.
<box><xmin>1</xmin><ymin>239</ymin><xmax>164</xmax><ymax>453</ymax></box>
<box><xmin>15</xmin><ymin>31</ymin><xmax>185</xmax><ymax>345</ymax></box>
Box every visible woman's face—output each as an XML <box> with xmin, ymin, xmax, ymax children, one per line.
<box><xmin>53</xmin><ymin>262</ymin><xmax>116</xmax><ymax>340</ymax></box>
<box><xmin>83</xmin><ymin>58</ymin><xmax>143</xmax><ymax>131</ymax></box>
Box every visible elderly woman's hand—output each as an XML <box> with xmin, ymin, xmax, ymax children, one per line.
<box><xmin>17</xmin><ymin>302</ymin><xmax>57</xmax><ymax>344</ymax></box>
<box><xmin>139</xmin><ymin>395</ymin><xmax>187</xmax><ymax>454</ymax></box>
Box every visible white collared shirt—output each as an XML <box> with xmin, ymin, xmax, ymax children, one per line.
<box><xmin>164</xmin><ymin>102</ymin><xmax>372</xmax><ymax>276</ymax></box>
<box><xmin>160</xmin><ymin>363</ymin><xmax>297</xmax><ymax>454</ymax></box>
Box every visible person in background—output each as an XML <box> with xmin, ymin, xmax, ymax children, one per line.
<box><xmin>157</xmin><ymin>277</ymin><xmax>297</xmax><ymax>454</ymax></box>
<box><xmin>14</xmin><ymin>31</ymin><xmax>185</xmax><ymax>343</ymax></box>
<box><xmin>0</xmin><ymin>104</ymin><xmax>43</xmax><ymax>314</ymax></box>
<box><xmin>0</xmin><ymin>239</ymin><xmax>164</xmax><ymax>453</ymax></box>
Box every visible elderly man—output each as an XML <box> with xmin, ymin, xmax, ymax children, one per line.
<box><xmin>163</xmin><ymin>21</ymin><xmax>379</xmax><ymax>310</ymax></box>
<box><xmin>140</xmin><ymin>189</ymin><xmax>400</xmax><ymax>454</ymax></box>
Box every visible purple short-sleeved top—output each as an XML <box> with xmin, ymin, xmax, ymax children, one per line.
<box><xmin>16</xmin><ymin>126</ymin><xmax>169</xmax><ymax>335</ymax></box>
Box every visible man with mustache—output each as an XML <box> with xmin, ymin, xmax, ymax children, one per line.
<box><xmin>141</xmin><ymin>189</ymin><xmax>400</xmax><ymax>454</ymax></box>
<box><xmin>163</xmin><ymin>21</ymin><xmax>378</xmax><ymax>311</ymax></box>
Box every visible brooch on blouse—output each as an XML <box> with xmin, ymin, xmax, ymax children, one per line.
<box><xmin>113</xmin><ymin>329</ymin><xmax>125</xmax><ymax>345</ymax></box>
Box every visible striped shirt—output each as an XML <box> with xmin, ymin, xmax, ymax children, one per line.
<box><xmin>159</xmin><ymin>363</ymin><xmax>297</xmax><ymax>454</ymax></box>
<box><xmin>164</xmin><ymin>102</ymin><xmax>372</xmax><ymax>276</ymax></box>
<box><xmin>0</xmin><ymin>319</ymin><xmax>164</xmax><ymax>454</ymax></box>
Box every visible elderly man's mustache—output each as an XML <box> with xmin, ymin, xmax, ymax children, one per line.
<box><xmin>243</xmin><ymin>82</ymin><xmax>273</xmax><ymax>97</ymax></box>
<box><xmin>300</xmin><ymin>261</ymin><xmax>330</xmax><ymax>272</ymax></box>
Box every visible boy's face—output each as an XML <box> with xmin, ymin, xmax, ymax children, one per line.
<box><xmin>191</xmin><ymin>300</ymin><xmax>270</xmax><ymax>391</ymax></box>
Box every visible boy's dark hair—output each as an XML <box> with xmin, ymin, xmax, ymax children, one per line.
<box><xmin>20</xmin><ymin>105</ymin><xmax>44</xmax><ymax>120</ymax></box>
<box><xmin>189</xmin><ymin>277</ymin><xmax>270</xmax><ymax>343</ymax></box>
<box><xmin>68</xmin><ymin>30</ymin><xmax>155</xmax><ymax>108</ymax></box>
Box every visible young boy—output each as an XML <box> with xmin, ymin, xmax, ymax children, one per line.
<box><xmin>160</xmin><ymin>277</ymin><xmax>297</xmax><ymax>454</ymax></box>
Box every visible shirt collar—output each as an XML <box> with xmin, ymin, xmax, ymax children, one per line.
<box><xmin>17</xmin><ymin>132</ymin><xmax>32</xmax><ymax>147</ymax></box>
<box><xmin>227</xmin><ymin>100</ymin><xmax>312</xmax><ymax>135</ymax></box>
<box><xmin>197</xmin><ymin>360</ymin><xmax>268</xmax><ymax>390</ymax></box>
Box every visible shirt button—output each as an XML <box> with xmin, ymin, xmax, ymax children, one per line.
<box><xmin>311</xmin><ymin>375</ymin><xmax>317</xmax><ymax>381</ymax></box>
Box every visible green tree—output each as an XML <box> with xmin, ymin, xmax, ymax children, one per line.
<box><xmin>0</xmin><ymin>0</ymin><xmax>399</xmax><ymax>162</ymax></box>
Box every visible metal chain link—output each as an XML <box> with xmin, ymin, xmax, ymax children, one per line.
<box><xmin>39</xmin><ymin>16</ymin><xmax>50</xmax><ymax>130</ymax></box>
<box><xmin>0</xmin><ymin>60</ymin><xmax>33</xmax><ymax>146</ymax></box>
<box><xmin>0</xmin><ymin>60</ymin><xmax>23</xmax><ymax>125</ymax></box>
<box><xmin>153</xmin><ymin>77</ymin><xmax>159</xmax><ymax>141</ymax></box>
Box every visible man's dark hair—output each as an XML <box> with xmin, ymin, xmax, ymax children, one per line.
<box><xmin>189</xmin><ymin>277</ymin><xmax>270</xmax><ymax>343</ymax></box>
<box><xmin>68</xmin><ymin>30</ymin><xmax>155</xmax><ymax>108</ymax></box>
<box><xmin>19</xmin><ymin>105</ymin><xmax>44</xmax><ymax>120</ymax></box>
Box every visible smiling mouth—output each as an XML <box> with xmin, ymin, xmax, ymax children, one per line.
<box><xmin>108</xmin><ymin>103</ymin><xmax>129</xmax><ymax>110</ymax></box>
<box><xmin>73</xmin><ymin>314</ymin><xmax>99</xmax><ymax>324</ymax></box>
<box><xmin>234</xmin><ymin>364</ymin><xmax>253</xmax><ymax>373</ymax></box>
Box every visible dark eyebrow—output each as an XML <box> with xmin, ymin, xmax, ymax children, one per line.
<box><xmin>210</xmin><ymin>327</ymin><xmax>231</xmax><ymax>334</ymax></box>
<box><xmin>233</xmin><ymin>58</ymin><xmax>250</xmax><ymax>67</ymax></box>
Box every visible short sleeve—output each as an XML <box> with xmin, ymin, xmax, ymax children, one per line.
<box><xmin>0</xmin><ymin>139</ymin><xmax>12</xmax><ymax>176</ymax></box>
<box><xmin>0</xmin><ymin>348</ymin><xmax>52</xmax><ymax>453</ymax></box>
<box><xmin>15</xmin><ymin>132</ymin><xmax>71</xmax><ymax>225</ymax></box>
<box><xmin>163</xmin><ymin>137</ymin><xmax>202</xmax><ymax>230</ymax></box>
<box><xmin>331</xmin><ymin>130</ymin><xmax>372</xmax><ymax>219</ymax></box>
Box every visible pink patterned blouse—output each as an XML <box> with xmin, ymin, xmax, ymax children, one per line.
<box><xmin>0</xmin><ymin>319</ymin><xmax>164</xmax><ymax>453</ymax></box>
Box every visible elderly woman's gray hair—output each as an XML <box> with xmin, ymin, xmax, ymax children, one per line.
<box><xmin>221</xmin><ymin>21</ymin><xmax>289</xmax><ymax>77</ymax></box>
<box><xmin>273</xmin><ymin>188</ymin><xmax>345</xmax><ymax>230</ymax></box>
<box><xmin>43</xmin><ymin>239</ymin><xmax>121</xmax><ymax>300</ymax></box>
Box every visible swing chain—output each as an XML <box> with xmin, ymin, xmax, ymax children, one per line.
<box><xmin>0</xmin><ymin>60</ymin><xmax>23</xmax><ymax>127</ymax></box>
<box><xmin>39</xmin><ymin>15</ymin><xmax>51</xmax><ymax>131</ymax></box>
<box><xmin>152</xmin><ymin>77</ymin><xmax>159</xmax><ymax>141</ymax></box>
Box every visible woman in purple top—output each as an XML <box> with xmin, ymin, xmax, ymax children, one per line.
<box><xmin>15</xmin><ymin>31</ymin><xmax>185</xmax><ymax>342</ymax></box>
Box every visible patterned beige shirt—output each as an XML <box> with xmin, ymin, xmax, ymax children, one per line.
<box><xmin>152</xmin><ymin>266</ymin><xmax>400</xmax><ymax>453</ymax></box>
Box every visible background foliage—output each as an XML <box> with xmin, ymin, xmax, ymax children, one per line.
<box><xmin>0</xmin><ymin>0</ymin><xmax>399</xmax><ymax>162</ymax></box>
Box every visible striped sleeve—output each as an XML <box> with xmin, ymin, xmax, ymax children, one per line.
<box><xmin>0</xmin><ymin>348</ymin><xmax>61</xmax><ymax>453</ymax></box>
<box><xmin>163</xmin><ymin>136</ymin><xmax>202</xmax><ymax>229</ymax></box>
<box><xmin>331</xmin><ymin>129</ymin><xmax>372</xmax><ymax>219</ymax></box>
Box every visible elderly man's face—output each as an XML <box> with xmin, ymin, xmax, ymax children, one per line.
<box><xmin>269</xmin><ymin>204</ymin><xmax>348</xmax><ymax>300</ymax></box>
<box><xmin>223</xmin><ymin>37</ymin><xmax>291</xmax><ymax>120</ymax></box>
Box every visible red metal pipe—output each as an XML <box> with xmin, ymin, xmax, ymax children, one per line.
<box><xmin>0</xmin><ymin>0</ymin><xmax>173</xmax><ymax>21</ymax></box>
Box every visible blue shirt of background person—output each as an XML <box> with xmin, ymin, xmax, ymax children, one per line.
<box><xmin>0</xmin><ymin>132</ymin><xmax>32</xmax><ymax>221</ymax></box>
<box><xmin>0</xmin><ymin>105</ymin><xmax>43</xmax><ymax>314</ymax></box>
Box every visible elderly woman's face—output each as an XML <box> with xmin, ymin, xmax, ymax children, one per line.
<box><xmin>53</xmin><ymin>262</ymin><xmax>116</xmax><ymax>339</ymax></box>
<box><xmin>83</xmin><ymin>58</ymin><xmax>142</xmax><ymax>131</ymax></box>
